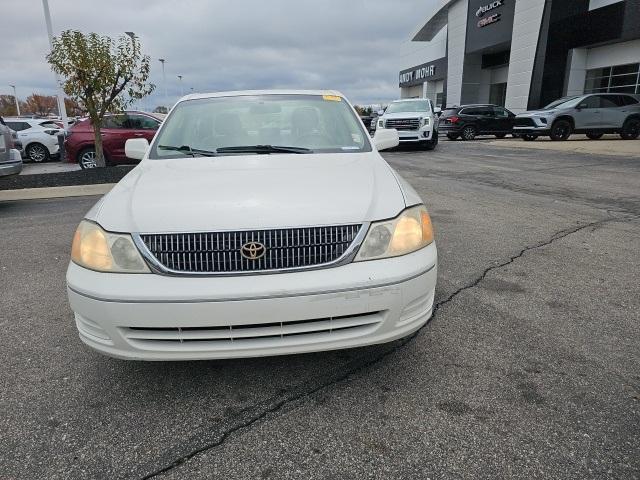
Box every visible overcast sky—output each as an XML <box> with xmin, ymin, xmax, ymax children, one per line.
<box><xmin>0</xmin><ymin>0</ymin><xmax>438</xmax><ymax>111</ymax></box>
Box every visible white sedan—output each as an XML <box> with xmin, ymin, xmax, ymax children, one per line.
<box><xmin>3</xmin><ymin>118</ymin><xmax>63</xmax><ymax>162</ymax></box>
<box><xmin>66</xmin><ymin>90</ymin><xmax>438</xmax><ymax>360</ymax></box>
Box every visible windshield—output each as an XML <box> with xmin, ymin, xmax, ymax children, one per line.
<box><xmin>150</xmin><ymin>94</ymin><xmax>371</xmax><ymax>159</ymax></box>
<box><xmin>385</xmin><ymin>100</ymin><xmax>431</xmax><ymax>114</ymax></box>
<box><xmin>543</xmin><ymin>96</ymin><xmax>583</xmax><ymax>110</ymax></box>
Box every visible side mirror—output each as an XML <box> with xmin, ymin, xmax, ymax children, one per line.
<box><xmin>125</xmin><ymin>138</ymin><xmax>149</xmax><ymax>160</ymax></box>
<box><xmin>373</xmin><ymin>128</ymin><xmax>399</xmax><ymax>151</ymax></box>
<box><xmin>377</xmin><ymin>109</ymin><xmax>385</xmax><ymax>116</ymax></box>
<box><xmin>433</xmin><ymin>107</ymin><xmax>442</xmax><ymax>115</ymax></box>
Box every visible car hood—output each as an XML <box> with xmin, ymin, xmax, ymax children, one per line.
<box><xmin>89</xmin><ymin>152</ymin><xmax>407</xmax><ymax>233</ymax></box>
<box><xmin>517</xmin><ymin>109</ymin><xmax>557</xmax><ymax>117</ymax></box>
<box><xmin>383</xmin><ymin>112</ymin><xmax>424</xmax><ymax>119</ymax></box>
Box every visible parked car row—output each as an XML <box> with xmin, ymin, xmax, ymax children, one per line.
<box><xmin>370</xmin><ymin>92</ymin><xmax>639</xmax><ymax>145</ymax></box>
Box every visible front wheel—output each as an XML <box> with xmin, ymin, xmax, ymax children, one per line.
<box><xmin>620</xmin><ymin>118</ymin><xmax>640</xmax><ymax>140</ymax></box>
<box><xmin>586</xmin><ymin>132</ymin><xmax>603</xmax><ymax>140</ymax></box>
<box><xmin>78</xmin><ymin>147</ymin><xmax>97</xmax><ymax>169</ymax></box>
<box><xmin>26</xmin><ymin>143</ymin><xmax>49</xmax><ymax>162</ymax></box>
<box><xmin>423</xmin><ymin>133</ymin><xmax>438</xmax><ymax>150</ymax></box>
<box><xmin>550</xmin><ymin>120</ymin><xmax>572</xmax><ymax>141</ymax></box>
<box><xmin>446</xmin><ymin>133</ymin><xmax>459</xmax><ymax>140</ymax></box>
<box><xmin>521</xmin><ymin>134</ymin><xmax>538</xmax><ymax>141</ymax></box>
<box><xmin>461</xmin><ymin>125</ymin><xmax>476</xmax><ymax>141</ymax></box>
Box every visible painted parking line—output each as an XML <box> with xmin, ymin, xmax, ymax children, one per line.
<box><xmin>0</xmin><ymin>183</ymin><xmax>115</xmax><ymax>201</ymax></box>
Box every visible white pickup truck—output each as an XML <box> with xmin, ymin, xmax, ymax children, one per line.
<box><xmin>376</xmin><ymin>98</ymin><xmax>440</xmax><ymax>150</ymax></box>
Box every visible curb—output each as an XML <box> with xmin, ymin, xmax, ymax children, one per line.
<box><xmin>0</xmin><ymin>183</ymin><xmax>115</xmax><ymax>201</ymax></box>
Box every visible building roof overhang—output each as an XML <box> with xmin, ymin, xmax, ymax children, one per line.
<box><xmin>411</xmin><ymin>0</ymin><xmax>458</xmax><ymax>41</ymax></box>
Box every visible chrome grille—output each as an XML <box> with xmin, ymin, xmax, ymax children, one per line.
<box><xmin>385</xmin><ymin>118</ymin><xmax>420</xmax><ymax>130</ymax></box>
<box><xmin>139</xmin><ymin>224</ymin><xmax>362</xmax><ymax>274</ymax></box>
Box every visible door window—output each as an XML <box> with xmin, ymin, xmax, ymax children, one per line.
<box><xmin>5</xmin><ymin>121</ymin><xmax>31</xmax><ymax>131</ymax></box>
<box><xmin>578</xmin><ymin>96</ymin><xmax>600</xmax><ymax>109</ymax></box>
<box><xmin>460</xmin><ymin>107</ymin><xmax>484</xmax><ymax>116</ymax></box>
<box><xmin>492</xmin><ymin>107</ymin><xmax>509</xmax><ymax>117</ymax></box>
<box><xmin>103</xmin><ymin>115</ymin><xmax>128</xmax><ymax>129</ymax></box>
<box><xmin>127</xmin><ymin>114</ymin><xmax>160</xmax><ymax>130</ymax></box>
<box><xmin>597</xmin><ymin>95</ymin><xmax>620</xmax><ymax>108</ymax></box>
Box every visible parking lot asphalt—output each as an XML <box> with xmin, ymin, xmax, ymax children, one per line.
<box><xmin>1</xmin><ymin>140</ymin><xmax>639</xmax><ymax>479</ymax></box>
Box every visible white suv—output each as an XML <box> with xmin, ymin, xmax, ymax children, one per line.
<box><xmin>3</xmin><ymin>118</ymin><xmax>63</xmax><ymax>162</ymax></box>
<box><xmin>377</xmin><ymin>99</ymin><xmax>440</xmax><ymax>150</ymax></box>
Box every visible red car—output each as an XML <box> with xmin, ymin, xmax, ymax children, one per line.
<box><xmin>65</xmin><ymin>111</ymin><xmax>162</xmax><ymax>168</ymax></box>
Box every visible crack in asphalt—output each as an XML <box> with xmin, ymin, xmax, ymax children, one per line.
<box><xmin>138</xmin><ymin>217</ymin><xmax>611</xmax><ymax>480</ymax></box>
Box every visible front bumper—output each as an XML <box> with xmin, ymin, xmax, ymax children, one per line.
<box><xmin>67</xmin><ymin>244</ymin><xmax>437</xmax><ymax>360</ymax></box>
<box><xmin>0</xmin><ymin>161</ymin><xmax>22</xmax><ymax>177</ymax></box>
<box><xmin>513</xmin><ymin>126</ymin><xmax>550</xmax><ymax>135</ymax></box>
<box><xmin>397</xmin><ymin>128</ymin><xmax>434</xmax><ymax>142</ymax></box>
<box><xmin>0</xmin><ymin>150</ymin><xmax>23</xmax><ymax>176</ymax></box>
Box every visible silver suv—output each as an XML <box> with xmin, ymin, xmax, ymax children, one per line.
<box><xmin>514</xmin><ymin>93</ymin><xmax>640</xmax><ymax>141</ymax></box>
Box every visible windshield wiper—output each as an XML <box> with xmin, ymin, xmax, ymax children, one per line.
<box><xmin>157</xmin><ymin>145</ymin><xmax>218</xmax><ymax>157</ymax></box>
<box><xmin>215</xmin><ymin>145</ymin><xmax>312</xmax><ymax>154</ymax></box>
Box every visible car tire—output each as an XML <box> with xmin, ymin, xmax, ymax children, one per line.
<box><xmin>495</xmin><ymin>133</ymin><xmax>507</xmax><ymax>139</ymax></box>
<box><xmin>620</xmin><ymin>118</ymin><xmax>640</xmax><ymax>140</ymax></box>
<box><xmin>550</xmin><ymin>119</ymin><xmax>572</xmax><ymax>141</ymax></box>
<box><xmin>586</xmin><ymin>132</ymin><xmax>603</xmax><ymax>140</ymax></box>
<box><xmin>424</xmin><ymin>133</ymin><xmax>438</xmax><ymax>150</ymax></box>
<box><xmin>26</xmin><ymin>143</ymin><xmax>49</xmax><ymax>163</ymax></box>
<box><xmin>446</xmin><ymin>133</ymin><xmax>459</xmax><ymax>140</ymax></box>
<box><xmin>521</xmin><ymin>134</ymin><xmax>538</xmax><ymax>141</ymax></box>
<box><xmin>461</xmin><ymin>125</ymin><xmax>476</xmax><ymax>141</ymax></box>
<box><xmin>78</xmin><ymin>147</ymin><xmax>98</xmax><ymax>169</ymax></box>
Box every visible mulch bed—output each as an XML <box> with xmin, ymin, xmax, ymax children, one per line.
<box><xmin>0</xmin><ymin>166</ymin><xmax>134</xmax><ymax>191</ymax></box>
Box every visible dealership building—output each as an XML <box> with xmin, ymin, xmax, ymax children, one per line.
<box><xmin>398</xmin><ymin>0</ymin><xmax>640</xmax><ymax>112</ymax></box>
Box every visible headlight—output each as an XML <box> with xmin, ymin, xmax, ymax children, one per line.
<box><xmin>71</xmin><ymin>220</ymin><xmax>149</xmax><ymax>273</ymax></box>
<box><xmin>378</xmin><ymin>119</ymin><xmax>384</xmax><ymax>128</ymax></box>
<box><xmin>355</xmin><ymin>205</ymin><xmax>434</xmax><ymax>261</ymax></box>
<box><xmin>420</xmin><ymin>117</ymin><xmax>430</xmax><ymax>127</ymax></box>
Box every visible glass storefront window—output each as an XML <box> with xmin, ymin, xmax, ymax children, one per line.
<box><xmin>584</xmin><ymin>63</ymin><xmax>640</xmax><ymax>94</ymax></box>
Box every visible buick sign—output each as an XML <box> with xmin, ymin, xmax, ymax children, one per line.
<box><xmin>476</xmin><ymin>0</ymin><xmax>504</xmax><ymax>17</ymax></box>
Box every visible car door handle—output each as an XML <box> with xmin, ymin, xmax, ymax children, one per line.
<box><xmin>134</xmin><ymin>133</ymin><xmax>144</xmax><ymax>136</ymax></box>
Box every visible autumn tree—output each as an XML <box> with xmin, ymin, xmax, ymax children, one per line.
<box><xmin>64</xmin><ymin>97</ymin><xmax>84</xmax><ymax>117</ymax></box>
<box><xmin>23</xmin><ymin>94</ymin><xmax>58</xmax><ymax>116</ymax></box>
<box><xmin>46</xmin><ymin>30</ymin><xmax>154</xmax><ymax>167</ymax></box>
<box><xmin>0</xmin><ymin>95</ymin><xmax>19</xmax><ymax>116</ymax></box>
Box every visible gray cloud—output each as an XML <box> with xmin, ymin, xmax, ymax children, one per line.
<box><xmin>0</xmin><ymin>0</ymin><xmax>437</xmax><ymax>109</ymax></box>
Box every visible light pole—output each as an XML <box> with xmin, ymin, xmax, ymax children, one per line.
<box><xmin>124</xmin><ymin>32</ymin><xmax>141</xmax><ymax>110</ymax></box>
<box><xmin>41</xmin><ymin>0</ymin><xmax>69</xmax><ymax>129</ymax></box>
<box><xmin>177</xmin><ymin>75</ymin><xmax>184</xmax><ymax>96</ymax></box>
<box><xmin>158</xmin><ymin>58</ymin><xmax>167</xmax><ymax>106</ymax></box>
<box><xmin>9</xmin><ymin>85</ymin><xmax>20</xmax><ymax>116</ymax></box>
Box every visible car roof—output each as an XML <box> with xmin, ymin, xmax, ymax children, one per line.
<box><xmin>456</xmin><ymin>104</ymin><xmax>498</xmax><ymax>108</ymax></box>
<box><xmin>178</xmin><ymin>89</ymin><xmax>345</xmax><ymax>101</ymax></box>
<box><xmin>391</xmin><ymin>98</ymin><xmax>429</xmax><ymax>102</ymax></box>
